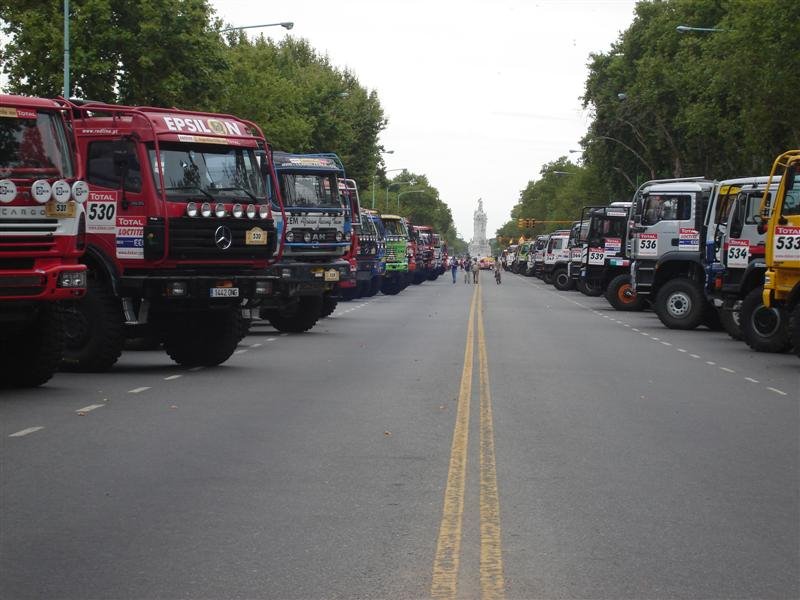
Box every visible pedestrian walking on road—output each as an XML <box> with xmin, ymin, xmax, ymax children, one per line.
<box><xmin>471</xmin><ymin>258</ymin><xmax>480</xmax><ymax>283</ymax></box>
<box><xmin>451</xmin><ymin>259</ymin><xmax>458</xmax><ymax>283</ymax></box>
<box><xmin>463</xmin><ymin>258</ymin><xmax>470</xmax><ymax>284</ymax></box>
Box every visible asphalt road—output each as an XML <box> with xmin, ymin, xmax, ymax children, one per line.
<box><xmin>1</xmin><ymin>271</ymin><xmax>798</xmax><ymax>599</ymax></box>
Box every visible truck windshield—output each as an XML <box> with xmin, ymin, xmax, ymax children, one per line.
<box><xmin>150</xmin><ymin>143</ymin><xmax>267</xmax><ymax>202</ymax></box>
<box><xmin>279</xmin><ymin>173</ymin><xmax>341</xmax><ymax>209</ymax></box>
<box><xmin>0</xmin><ymin>111</ymin><xmax>74</xmax><ymax>180</ymax></box>
<box><xmin>383</xmin><ymin>220</ymin><xmax>406</xmax><ymax>237</ymax></box>
<box><xmin>641</xmin><ymin>194</ymin><xmax>691</xmax><ymax>225</ymax></box>
<box><xmin>360</xmin><ymin>212</ymin><xmax>377</xmax><ymax>236</ymax></box>
<box><xmin>590</xmin><ymin>216</ymin><xmax>626</xmax><ymax>239</ymax></box>
<box><xmin>780</xmin><ymin>172</ymin><xmax>800</xmax><ymax>216</ymax></box>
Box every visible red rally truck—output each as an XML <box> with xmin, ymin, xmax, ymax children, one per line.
<box><xmin>0</xmin><ymin>94</ymin><xmax>88</xmax><ymax>387</ymax></box>
<box><xmin>63</xmin><ymin>101</ymin><xmax>280</xmax><ymax>370</ymax></box>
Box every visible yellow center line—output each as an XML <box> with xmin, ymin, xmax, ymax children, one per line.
<box><xmin>477</xmin><ymin>283</ymin><xmax>506</xmax><ymax>599</ymax></box>
<box><xmin>431</xmin><ymin>284</ymin><xmax>478</xmax><ymax>599</ymax></box>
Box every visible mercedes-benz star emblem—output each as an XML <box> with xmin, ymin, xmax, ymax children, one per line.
<box><xmin>214</xmin><ymin>225</ymin><xmax>233</xmax><ymax>250</ymax></box>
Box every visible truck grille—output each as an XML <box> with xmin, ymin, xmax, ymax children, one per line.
<box><xmin>0</xmin><ymin>235</ymin><xmax>56</xmax><ymax>253</ymax></box>
<box><xmin>168</xmin><ymin>217</ymin><xmax>274</xmax><ymax>261</ymax></box>
<box><xmin>0</xmin><ymin>218</ymin><xmax>59</xmax><ymax>235</ymax></box>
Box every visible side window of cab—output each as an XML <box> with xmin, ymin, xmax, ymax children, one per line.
<box><xmin>87</xmin><ymin>141</ymin><xmax>142</xmax><ymax>192</ymax></box>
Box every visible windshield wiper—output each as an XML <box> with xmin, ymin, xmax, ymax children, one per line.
<box><xmin>217</xmin><ymin>185</ymin><xmax>259</xmax><ymax>203</ymax></box>
<box><xmin>164</xmin><ymin>185</ymin><xmax>218</xmax><ymax>202</ymax></box>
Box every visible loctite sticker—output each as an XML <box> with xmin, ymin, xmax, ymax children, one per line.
<box><xmin>116</xmin><ymin>216</ymin><xmax>145</xmax><ymax>259</ymax></box>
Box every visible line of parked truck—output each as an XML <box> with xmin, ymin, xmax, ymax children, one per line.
<box><xmin>0</xmin><ymin>94</ymin><xmax>448</xmax><ymax>388</ymax></box>
<box><xmin>502</xmin><ymin>153</ymin><xmax>800</xmax><ymax>359</ymax></box>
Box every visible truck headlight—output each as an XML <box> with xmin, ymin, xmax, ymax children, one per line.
<box><xmin>57</xmin><ymin>270</ymin><xmax>86</xmax><ymax>288</ymax></box>
<box><xmin>186</xmin><ymin>202</ymin><xmax>199</xmax><ymax>217</ymax></box>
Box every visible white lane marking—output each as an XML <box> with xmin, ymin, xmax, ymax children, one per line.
<box><xmin>745</xmin><ymin>377</ymin><xmax>759</xmax><ymax>383</ymax></box>
<box><xmin>164</xmin><ymin>375</ymin><xmax>182</xmax><ymax>381</ymax></box>
<box><xmin>266</xmin><ymin>337</ymin><xmax>277</xmax><ymax>342</ymax></box>
<box><xmin>767</xmin><ymin>387</ymin><xmax>787</xmax><ymax>396</ymax></box>
<box><xmin>235</xmin><ymin>349</ymin><xmax>247</xmax><ymax>354</ymax></box>
<box><xmin>690</xmin><ymin>354</ymin><xmax>701</xmax><ymax>359</ymax></box>
<box><xmin>128</xmin><ymin>387</ymin><xmax>151</xmax><ymax>394</ymax></box>
<box><xmin>720</xmin><ymin>367</ymin><xmax>735</xmax><ymax>373</ymax></box>
<box><xmin>632</xmin><ymin>328</ymin><xmax>640</xmax><ymax>332</ymax></box>
<box><xmin>251</xmin><ymin>343</ymin><xmax>262</xmax><ymax>348</ymax></box>
<box><xmin>188</xmin><ymin>367</ymin><xmax>203</xmax><ymax>372</ymax></box>
<box><xmin>706</xmin><ymin>361</ymin><xmax>716</xmax><ymax>366</ymax></box>
<box><xmin>677</xmin><ymin>348</ymin><xmax>687</xmax><ymax>353</ymax></box>
<box><xmin>76</xmin><ymin>404</ymin><xmax>104</xmax><ymax>413</ymax></box>
<box><xmin>9</xmin><ymin>426</ymin><xmax>44</xmax><ymax>438</ymax></box>
<box><xmin>661</xmin><ymin>341</ymin><xmax>672</xmax><ymax>346</ymax></box>
<box><xmin>652</xmin><ymin>337</ymin><xmax>660</xmax><ymax>341</ymax></box>
<box><xmin>640</xmin><ymin>332</ymin><xmax>649</xmax><ymax>336</ymax></box>
<box><xmin>623</xmin><ymin>324</ymin><xmax>631</xmax><ymax>327</ymax></box>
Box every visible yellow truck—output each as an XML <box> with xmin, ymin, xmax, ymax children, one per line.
<box><xmin>741</xmin><ymin>150</ymin><xmax>800</xmax><ymax>356</ymax></box>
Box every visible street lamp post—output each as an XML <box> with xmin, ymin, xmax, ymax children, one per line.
<box><xmin>371</xmin><ymin>150</ymin><xmax>394</xmax><ymax>209</ymax></box>
<box><xmin>676</xmin><ymin>25</ymin><xmax>730</xmax><ymax>33</ymax></box>
<box><xmin>63</xmin><ymin>0</ymin><xmax>70</xmax><ymax>98</ymax></box>
<box><xmin>386</xmin><ymin>178</ymin><xmax>416</xmax><ymax>211</ymax></box>
<box><xmin>220</xmin><ymin>22</ymin><xmax>294</xmax><ymax>33</ymax></box>
<box><xmin>374</xmin><ymin>167</ymin><xmax>406</xmax><ymax>210</ymax></box>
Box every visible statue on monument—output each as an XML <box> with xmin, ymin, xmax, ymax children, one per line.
<box><xmin>469</xmin><ymin>198</ymin><xmax>491</xmax><ymax>258</ymax></box>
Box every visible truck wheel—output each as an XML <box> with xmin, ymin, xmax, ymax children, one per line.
<box><xmin>62</xmin><ymin>279</ymin><xmax>124</xmax><ymax>372</ymax></box>
<box><xmin>340</xmin><ymin>286</ymin><xmax>359</xmax><ymax>301</ymax></box>
<box><xmin>654</xmin><ymin>279</ymin><xmax>706</xmax><ymax>330</ymax></box>
<box><xmin>365</xmin><ymin>276</ymin><xmax>381</xmax><ymax>297</ymax></box>
<box><xmin>264</xmin><ymin>295</ymin><xmax>322</xmax><ymax>333</ymax></box>
<box><xmin>381</xmin><ymin>278</ymin><xmax>401</xmax><ymax>295</ymax></box>
<box><xmin>577</xmin><ymin>278</ymin><xmax>603</xmax><ymax>297</ymax></box>
<box><xmin>552</xmin><ymin>268</ymin><xmax>574</xmax><ymax>291</ymax></box>
<box><xmin>788</xmin><ymin>304</ymin><xmax>800</xmax><ymax>358</ymax></box>
<box><xmin>542</xmin><ymin>271</ymin><xmax>554</xmax><ymax>284</ymax></box>
<box><xmin>719</xmin><ymin>306</ymin><xmax>743</xmax><ymax>341</ymax></box>
<box><xmin>702</xmin><ymin>306</ymin><xmax>724</xmax><ymax>331</ymax></box>
<box><xmin>320</xmin><ymin>294</ymin><xmax>338</xmax><ymax>318</ymax></box>
<box><xmin>0</xmin><ymin>304</ymin><xmax>65</xmax><ymax>388</ymax></box>
<box><xmin>162</xmin><ymin>307</ymin><xmax>241</xmax><ymax>367</ymax></box>
<box><xmin>605</xmin><ymin>274</ymin><xmax>643</xmax><ymax>311</ymax></box>
<box><xmin>740</xmin><ymin>287</ymin><xmax>790</xmax><ymax>353</ymax></box>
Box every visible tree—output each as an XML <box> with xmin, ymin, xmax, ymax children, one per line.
<box><xmin>0</xmin><ymin>0</ymin><xmax>227</xmax><ymax>108</ymax></box>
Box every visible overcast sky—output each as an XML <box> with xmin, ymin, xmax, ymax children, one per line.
<box><xmin>210</xmin><ymin>0</ymin><xmax>638</xmax><ymax>241</ymax></box>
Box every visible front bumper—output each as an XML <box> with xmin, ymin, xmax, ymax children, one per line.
<box><xmin>0</xmin><ymin>261</ymin><xmax>86</xmax><ymax>302</ymax></box>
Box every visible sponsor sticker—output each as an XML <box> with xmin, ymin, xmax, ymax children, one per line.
<box><xmin>679</xmin><ymin>227</ymin><xmax>700</xmax><ymax>252</ymax></box>
<box><xmin>86</xmin><ymin>191</ymin><xmax>119</xmax><ymax>233</ymax></box>
<box><xmin>116</xmin><ymin>216</ymin><xmax>145</xmax><ymax>259</ymax></box>
<box><xmin>726</xmin><ymin>239</ymin><xmax>749</xmax><ymax>268</ymax></box>
<box><xmin>637</xmin><ymin>233</ymin><xmax>658</xmax><ymax>257</ymax></box>
<box><xmin>0</xmin><ymin>107</ymin><xmax>37</xmax><ymax>119</ymax></box>
<box><xmin>604</xmin><ymin>237</ymin><xmax>622</xmax><ymax>256</ymax></box>
<box><xmin>773</xmin><ymin>226</ymin><xmax>800</xmax><ymax>262</ymax></box>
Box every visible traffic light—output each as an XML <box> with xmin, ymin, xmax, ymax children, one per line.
<box><xmin>517</xmin><ymin>218</ymin><xmax>525</xmax><ymax>229</ymax></box>
<box><xmin>527</xmin><ymin>218</ymin><xmax>536</xmax><ymax>228</ymax></box>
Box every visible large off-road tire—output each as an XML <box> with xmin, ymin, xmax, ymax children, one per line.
<box><xmin>162</xmin><ymin>307</ymin><xmax>242</xmax><ymax>367</ymax></box>
<box><xmin>364</xmin><ymin>276</ymin><xmax>381</xmax><ymax>297</ymax></box>
<box><xmin>542</xmin><ymin>271</ymin><xmax>554</xmax><ymax>285</ymax></box>
<box><xmin>340</xmin><ymin>286</ymin><xmax>359</xmax><ymax>301</ymax></box>
<box><xmin>0</xmin><ymin>304</ymin><xmax>65</xmax><ymax>388</ymax></box>
<box><xmin>788</xmin><ymin>303</ymin><xmax>800</xmax><ymax>359</ymax></box>
<box><xmin>552</xmin><ymin>268</ymin><xmax>574</xmax><ymax>291</ymax></box>
<box><xmin>605</xmin><ymin>273</ymin><xmax>644</xmax><ymax>311</ymax></box>
<box><xmin>719</xmin><ymin>306</ymin><xmax>743</xmax><ymax>341</ymax></box>
<box><xmin>62</xmin><ymin>279</ymin><xmax>125</xmax><ymax>372</ymax></box>
<box><xmin>577</xmin><ymin>278</ymin><xmax>604</xmax><ymax>297</ymax></box>
<box><xmin>740</xmin><ymin>287</ymin><xmax>790</xmax><ymax>353</ymax></box>
<box><xmin>381</xmin><ymin>278</ymin><xmax>401</xmax><ymax>295</ymax></box>
<box><xmin>263</xmin><ymin>295</ymin><xmax>323</xmax><ymax>333</ymax></box>
<box><xmin>412</xmin><ymin>271</ymin><xmax>425</xmax><ymax>285</ymax></box>
<box><xmin>320</xmin><ymin>294</ymin><xmax>338</xmax><ymax>318</ymax></box>
<box><xmin>653</xmin><ymin>279</ymin><xmax>706</xmax><ymax>330</ymax></box>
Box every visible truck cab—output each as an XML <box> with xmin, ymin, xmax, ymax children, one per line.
<box><xmin>542</xmin><ymin>229</ymin><xmax>572</xmax><ymax>288</ymax></box>
<box><xmin>530</xmin><ymin>236</ymin><xmax>548</xmax><ymax>278</ymax></box>
<box><xmin>264</xmin><ymin>152</ymin><xmax>352</xmax><ymax>330</ymax></box>
<box><xmin>65</xmin><ymin>100</ymin><xmax>279</xmax><ymax>369</ymax></box>
<box><xmin>505</xmin><ymin>244</ymin><xmax>517</xmax><ymax>272</ymax></box>
<box><xmin>379</xmin><ymin>214</ymin><xmax>409</xmax><ymax>295</ymax></box>
<box><xmin>628</xmin><ymin>178</ymin><xmax>716</xmax><ymax>328</ymax></box>
<box><xmin>0</xmin><ymin>94</ymin><xmax>88</xmax><ymax>386</ymax></box>
<box><xmin>703</xmin><ymin>177</ymin><xmax>779</xmax><ymax>344</ymax></box>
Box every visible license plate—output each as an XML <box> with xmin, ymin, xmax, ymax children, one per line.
<box><xmin>210</xmin><ymin>287</ymin><xmax>239</xmax><ymax>298</ymax></box>
<box><xmin>45</xmin><ymin>200</ymin><xmax>76</xmax><ymax>218</ymax></box>
<box><xmin>324</xmin><ymin>269</ymin><xmax>340</xmax><ymax>282</ymax></box>
<box><xmin>245</xmin><ymin>226</ymin><xmax>267</xmax><ymax>245</ymax></box>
